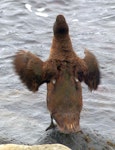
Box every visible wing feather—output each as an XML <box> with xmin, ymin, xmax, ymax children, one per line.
<box><xmin>83</xmin><ymin>49</ymin><xmax>100</xmax><ymax>91</ymax></box>
<box><xmin>13</xmin><ymin>50</ymin><xmax>44</xmax><ymax>92</ymax></box>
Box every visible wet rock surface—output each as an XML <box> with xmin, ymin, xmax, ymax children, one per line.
<box><xmin>36</xmin><ymin>128</ymin><xmax>115</xmax><ymax>150</ymax></box>
<box><xmin>0</xmin><ymin>128</ymin><xmax>114</xmax><ymax>150</ymax></box>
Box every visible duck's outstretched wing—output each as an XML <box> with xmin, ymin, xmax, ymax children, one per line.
<box><xmin>13</xmin><ymin>50</ymin><xmax>57</xmax><ymax>92</ymax></box>
<box><xmin>13</xmin><ymin>50</ymin><xmax>44</xmax><ymax>92</ymax></box>
<box><xmin>83</xmin><ymin>49</ymin><xmax>100</xmax><ymax>91</ymax></box>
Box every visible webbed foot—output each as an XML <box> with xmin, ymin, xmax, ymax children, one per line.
<box><xmin>46</xmin><ymin>115</ymin><xmax>57</xmax><ymax>131</ymax></box>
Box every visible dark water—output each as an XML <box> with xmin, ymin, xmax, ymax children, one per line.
<box><xmin>0</xmin><ymin>0</ymin><xmax>115</xmax><ymax>145</ymax></box>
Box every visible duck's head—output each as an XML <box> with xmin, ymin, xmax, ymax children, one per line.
<box><xmin>53</xmin><ymin>15</ymin><xmax>69</xmax><ymax>37</ymax></box>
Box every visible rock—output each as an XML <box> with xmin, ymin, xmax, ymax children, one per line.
<box><xmin>0</xmin><ymin>128</ymin><xmax>114</xmax><ymax>150</ymax></box>
<box><xmin>36</xmin><ymin>128</ymin><xmax>114</xmax><ymax>150</ymax></box>
<box><xmin>0</xmin><ymin>144</ymin><xmax>71</xmax><ymax>150</ymax></box>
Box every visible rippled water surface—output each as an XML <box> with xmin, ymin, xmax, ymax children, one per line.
<box><xmin>0</xmin><ymin>0</ymin><xmax>115</xmax><ymax>145</ymax></box>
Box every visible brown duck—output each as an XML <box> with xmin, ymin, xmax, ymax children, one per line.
<box><xmin>14</xmin><ymin>15</ymin><xmax>100</xmax><ymax>133</ymax></box>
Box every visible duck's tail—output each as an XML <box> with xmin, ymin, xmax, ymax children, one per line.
<box><xmin>53</xmin><ymin>112</ymin><xmax>81</xmax><ymax>134</ymax></box>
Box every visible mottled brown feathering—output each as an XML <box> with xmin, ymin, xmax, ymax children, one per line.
<box><xmin>14</xmin><ymin>50</ymin><xmax>43</xmax><ymax>92</ymax></box>
<box><xmin>83</xmin><ymin>49</ymin><xmax>100</xmax><ymax>90</ymax></box>
<box><xmin>13</xmin><ymin>50</ymin><xmax>57</xmax><ymax>92</ymax></box>
<box><xmin>13</xmin><ymin>14</ymin><xmax>100</xmax><ymax>133</ymax></box>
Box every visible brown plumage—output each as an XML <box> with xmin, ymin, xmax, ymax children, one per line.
<box><xmin>13</xmin><ymin>14</ymin><xmax>100</xmax><ymax>133</ymax></box>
